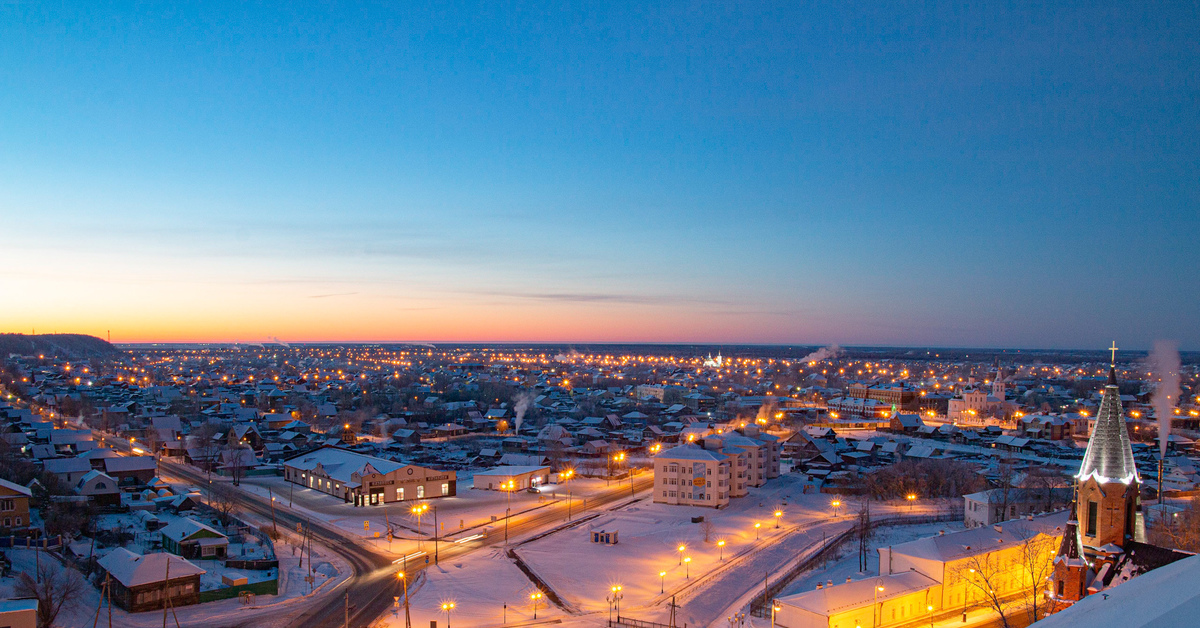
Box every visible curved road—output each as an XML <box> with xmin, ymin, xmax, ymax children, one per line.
<box><xmin>158</xmin><ymin>456</ymin><xmax>653</xmax><ymax>628</ymax></box>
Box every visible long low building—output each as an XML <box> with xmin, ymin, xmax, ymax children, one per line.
<box><xmin>283</xmin><ymin>445</ymin><xmax>456</xmax><ymax>506</ymax></box>
<box><xmin>473</xmin><ymin>465</ymin><xmax>550</xmax><ymax>490</ymax></box>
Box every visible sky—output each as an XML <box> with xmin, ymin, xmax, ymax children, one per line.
<box><xmin>1</xmin><ymin>2</ymin><xmax>1197</xmax><ymax>349</ymax></box>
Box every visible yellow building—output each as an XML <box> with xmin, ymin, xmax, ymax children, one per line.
<box><xmin>775</xmin><ymin>512</ymin><xmax>1067</xmax><ymax>628</ymax></box>
<box><xmin>0</xmin><ymin>477</ymin><xmax>32</xmax><ymax>529</ymax></box>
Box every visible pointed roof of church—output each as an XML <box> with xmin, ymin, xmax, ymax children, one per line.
<box><xmin>1055</xmin><ymin>516</ymin><xmax>1085</xmax><ymax>566</ymax></box>
<box><xmin>1077</xmin><ymin>366</ymin><xmax>1139</xmax><ymax>484</ymax></box>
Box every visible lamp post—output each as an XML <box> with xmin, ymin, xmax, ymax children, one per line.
<box><xmin>684</xmin><ymin>556</ymin><xmax>691</xmax><ymax>579</ymax></box>
<box><xmin>270</xmin><ymin>495</ymin><xmax>278</xmax><ymax>535</ymax></box>
<box><xmin>562</xmin><ymin>469</ymin><xmax>575</xmax><ymax>521</ymax></box>
<box><xmin>659</xmin><ymin>571</ymin><xmax>667</xmax><ymax>594</ymax></box>
<box><xmin>678</xmin><ymin>544</ymin><xmax>686</xmax><ymax>565</ymax></box>
<box><xmin>873</xmin><ymin>580</ymin><xmax>884</xmax><ymax>628</ymax></box>
<box><xmin>607</xmin><ymin>585</ymin><xmax>624</xmax><ymax>623</ymax></box>
<box><xmin>503</xmin><ymin>479</ymin><xmax>518</xmax><ymax>543</ymax></box>
<box><xmin>441</xmin><ymin>602</ymin><xmax>455</xmax><ymax>628</ymax></box>
<box><xmin>906</xmin><ymin>493</ymin><xmax>917</xmax><ymax>512</ymax></box>
<box><xmin>928</xmin><ymin>604</ymin><xmax>934</xmax><ymax>628</ymax></box>
<box><xmin>530</xmin><ymin>590</ymin><xmax>544</xmax><ymax>619</ymax></box>
<box><xmin>398</xmin><ymin>571</ymin><xmax>411</xmax><ymax>628</ymax></box>
<box><xmin>754</xmin><ymin>522</ymin><xmax>762</xmax><ymax>540</ymax></box>
<box><xmin>411</xmin><ymin>503</ymin><xmax>428</xmax><ymax>537</ymax></box>
<box><xmin>831</xmin><ymin>499</ymin><xmax>841</xmax><ymax>518</ymax></box>
<box><xmin>774</xmin><ymin>509</ymin><xmax>783</xmax><ymax>529</ymax></box>
<box><xmin>717</xmin><ymin>539</ymin><xmax>726</xmax><ymax>561</ymax></box>
<box><xmin>771</xmin><ymin>602</ymin><xmax>782</xmax><ymax>628</ymax></box>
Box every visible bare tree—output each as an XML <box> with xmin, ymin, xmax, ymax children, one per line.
<box><xmin>1013</xmin><ymin>524</ymin><xmax>1059</xmax><ymax>623</ymax></box>
<box><xmin>953</xmin><ymin>551</ymin><xmax>1013</xmax><ymax>628</ymax></box>
<box><xmin>191</xmin><ymin>421</ymin><xmax>222</xmax><ymax>480</ymax></box>
<box><xmin>700</xmin><ymin>519</ymin><xmax>715</xmax><ymax>543</ymax></box>
<box><xmin>15</xmin><ymin>560</ymin><xmax>84</xmax><ymax>627</ymax></box>
<box><xmin>1022</xmin><ymin>468</ymin><xmax>1069</xmax><ymax>513</ymax></box>
<box><xmin>994</xmin><ymin>462</ymin><xmax>1019</xmax><ymax>523</ymax></box>
<box><xmin>857</xmin><ymin>501</ymin><xmax>872</xmax><ymax>572</ymax></box>
<box><xmin>208</xmin><ymin>483</ymin><xmax>239</xmax><ymax>525</ymax></box>
<box><xmin>1148</xmin><ymin>500</ymin><xmax>1200</xmax><ymax>552</ymax></box>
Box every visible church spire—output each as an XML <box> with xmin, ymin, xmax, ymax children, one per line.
<box><xmin>1078</xmin><ymin>350</ymin><xmax>1138</xmax><ymax>484</ymax></box>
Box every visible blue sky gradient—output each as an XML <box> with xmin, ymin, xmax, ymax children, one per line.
<box><xmin>1</xmin><ymin>2</ymin><xmax>1197</xmax><ymax>347</ymax></box>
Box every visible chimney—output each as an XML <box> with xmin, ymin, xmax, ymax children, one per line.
<box><xmin>827</xmin><ymin>580</ymin><xmax>833</xmax><ymax>587</ymax></box>
<box><xmin>846</xmin><ymin>576</ymin><xmax>853</xmax><ymax>583</ymax></box>
<box><xmin>816</xmin><ymin>583</ymin><xmax>823</xmax><ymax>590</ymax></box>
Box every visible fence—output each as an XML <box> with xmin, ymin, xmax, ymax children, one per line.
<box><xmin>610</xmin><ymin>616</ymin><xmax>673</xmax><ymax>628</ymax></box>
<box><xmin>197</xmin><ymin>578</ymin><xmax>278</xmax><ymax>603</ymax></box>
<box><xmin>0</xmin><ymin>535</ymin><xmax>63</xmax><ymax>550</ymax></box>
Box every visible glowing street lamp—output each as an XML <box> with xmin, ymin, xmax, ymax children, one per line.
<box><xmin>774</xmin><ymin>509</ymin><xmax>783</xmax><ymax>528</ymax></box>
<box><xmin>411</xmin><ymin>503</ymin><xmax>429</xmax><ymax>535</ymax></box>
<box><xmin>678</xmin><ymin>544</ymin><xmax>687</xmax><ymax>565</ymax></box>
<box><xmin>659</xmin><ymin>570</ymin><xmax>667</xmax><ymax>593</ymax></box>
<box><xmin>717</xmin><ymin>539</ymin><xmax>726</xmax><ymax>561</ymax></box>
<box><xmin>607</xmin><ymin>585</ymin><xmax>624</xmax><ymax>622</ymax></box>
<box><xmin>441</xmin><ymin>601</ymin><xmax>456</xmax><ymax>628</ymax></box>
<box><xmin>831</xmin><ymin>499</ymin><xmax>841</xmax><ymax>517</ymax></box>
<box><xmin>684</xmin><ymin>556</ymin><xmax>692</xmax><ymax>579</ymax></box>
<box><xmin>906</xmin><ymin>493</ymin><xmax>917</xmax><ymax>512</ymax></box>
<box><xmin>562</xmin><ymin>468</ymin><xmax>576</xmax><ymax>521</ymax></box>
<box><xmin>771</xmin><ymin>602</ymin><xmax>782</xmax><ymax>628</ymax></box>
<box><xmin>754</xmin><ymin>522</ymin><xmax>762</xmax><ymax>540</ymax></box>
<box><xmin>529</xmin><ymin>590</ymin><xmax>544</xmax><ymax>619</ymax></box>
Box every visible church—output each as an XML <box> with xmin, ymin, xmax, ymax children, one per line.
<box><xmin>1049</xmin><ymin>360</ymin><xmax>1190</xmax><ymax>608</ymax></box>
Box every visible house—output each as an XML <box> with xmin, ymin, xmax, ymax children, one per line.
<box><xmin>76</xmin><ymin>469</ymin><xmax>121</xmax><ymax>507</ymax></box>
<box><xmin>159</xmin><ymin>518</ymin><xmax>229</xmax><ymax>559</ymax></box>
<box><xmin>43</xmin><ymin>456</ymin><xmax>93</xmax><ymax>485</ymax></box>
<box><xmin>474</xmin><ymin>465</ymin><xmax>551</xmax><ymax>491</ymax></box>
<box><xmin>283</xmin><ymin>446</ymin><xmax>456</xmax><ymax>506</ymax></box>
<box><xmin>0</xmin><ymin>478</ymin><xmax>31</xmax><ymax>529</ymax></box>
<box><xmin>97</xmin><ymin>548</ymin><xmax>205</xmax><ymax>612</ymax></box>
<box><xmin>0</xmin><ymin>599</ymin><xmax>37</xmax><ymax>628</ymax></box>
<box><xmin>104</xmin><ymin>456</ymin><xmax>158</xmax><ymax>487</ymax></box>
<box><xmin>888</xmin><ymin>412</ymin><xmax>924</xmax><ymax>433</ymax></box>
<box><xmin>963</xmin><ymin>487</ymin><xmax>1071</xmax><ymax>527</ymax></box>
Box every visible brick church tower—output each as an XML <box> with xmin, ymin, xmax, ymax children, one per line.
<box><xmin>1051</xmin><ymin>359</ymin><xmax>1140</xmax><ymax>607</ymax></box>
<box><xmin>1075</xmin><ymin>365</ymin><xmax>1139</xmax><ymax>551</ymax></box>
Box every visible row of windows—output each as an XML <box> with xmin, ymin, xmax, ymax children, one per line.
<box><xmin>135</xmin><ymin>582</ymin><xmax>195</xmax><ymax>605</ymax></box>
<box><xmin>1</xmin><ymin>516</ymin><xmax>22</xmax><ymax>527</ymax></box>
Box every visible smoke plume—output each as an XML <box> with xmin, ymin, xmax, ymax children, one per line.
<box><xmin>513</xmin><ymin>390</ymin><xmax>536</xmax><ymax>433</ymax></box>
<box><xmin>1148</xmin><ymin>340</ymin><xmax>1181</xmax><ymax>459</ymax></box>
<box><xmin>801</xmin><ymin>344</ymin><xmax>843</xmax><ymax>364</ymax></box>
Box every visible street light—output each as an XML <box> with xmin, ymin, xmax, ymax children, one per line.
<box><xmin>754</xmin><ymin>522</ymin><xmax>762</xmax><ymax>540</ymax></box>
<box><xmin>684</xmin><ymin>556</ymin><xmax>691</xmax><ymax>579</ymax></box>
<box><xmin>906</xmin><ymin>493</ymin><xmax>917</xmax><ymax>512</ymax></box>
<box><xmin>677</xmin><ymin>544</ymin><xmax>687</xmax><ymax>564</ymax></box>
<box><xmin>774</xmin><ymin>509</ymin><xmax>783</xmax><ymax>529</ymax></box>
<box><xmin>771</xmin><ymin>602</ymin><xmax>782</xmax><ymax>628</ymax></box>
<box><xmin>411</xmin><ymin>503</ymin><xmax>428</xmax><ymax>535</ymax></box>
<box><xmin>873</xmin><ymin>581</ymin><xmax>884</xmax><ymax>628</ymax></box>
<box><xmin>717</xmin><ymin>539</ymin><xmax>726</xmax><ymax>561</ymax></box>
<box><xmin>562</xmin><ymin>468</ymin><xmax>575</xmax><ymax>521</ymax></box>
<box><xmin>441</xmin><ymin>601</ymin><xmax>456</xmax><ymax>628</ymax></box>
<box><xmin>831</xmin><ymin>499</ymin><xmax>841</xmax><ymax>517</ymax></box>
<box><xmin>659</xmin><ymin>570</ymin><xmax>667</xmax><ymax>593</ymax></box>
<box><xmin>927</xmin><ymin>604</ymin><xmax>934</xmax><ymax>628</ymax></box>
<box><xmin>504</xmin><ymin>479</ymin><xmax>516</xmax><ymax>544</ymax></box>
<box><xmin>607</xmin><ymin>585</ymin><xmax>624</xmax><ymax>622</ymax></box>
<box><xmin>529</xmin><ymin>590</ymin><xmax>544</xmax><ymax>619</ymax></box>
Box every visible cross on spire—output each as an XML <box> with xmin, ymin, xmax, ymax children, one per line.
<box><xmin>1109</xmin><ymin>341</ymin><xmax>1119</xmax><ymax>366</ymax></box>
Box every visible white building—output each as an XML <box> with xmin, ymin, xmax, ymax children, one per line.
<box><xmin>283</xmin><ymin>445</ymin><xmax>456</xmax><ymax>506</ymax></box>
<box><xmin>652</xmin><ymin>445</ymin><xmax>732</xmax><ymax>508</ymax></box>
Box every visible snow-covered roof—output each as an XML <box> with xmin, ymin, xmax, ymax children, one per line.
<box><xmin>889</xmin><ymin>511</ymin><xmax>1068</xmax><ymax>564</ymax></box>
<box><xmin>474</xmin><ymin>465</ymin><xmax>550</xmax><ymax>477</ymax></box>
<box><xmin>98</xmin><ymin>548</ymin><xmax>205</xmax><ymax>587</ymax></box>
<box><xmin>778</xmin><ymin>571</ymin><xmax>938</xmax><ymax>616</ymax></box>
<box><xmin>1034</xmin><ymin>553</ymin><xmax>1200</xmax><ymax>628</ymax></box>
<box><xmin>1078</xmin><ymin>371</ymin><xmax>1139</xmax><ymax>484</ymax></box>
<box><xmin>0</xmin><ymin>477</ymin><xmax>31</xmax><ymax>497</ymax></box>
<box><xmin>653</xmin><ymin>445</ymin><xmax>726</xmax><ymax>463</ymax></box>
<box><xmin>159</xmin><ymin>517</ymin><xmax>226</xmax><ymax>543</ymax></box>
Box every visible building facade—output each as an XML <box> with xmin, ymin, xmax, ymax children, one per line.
<box><xmin>283</xmin><ymin>446</ymin><xmax>456</xmax><ymax>506</ymax></box>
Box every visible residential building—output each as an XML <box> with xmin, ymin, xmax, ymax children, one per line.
<box><xmin>97</xmin><ymin>548</ymin><xmax>205</xmax><ymax>612</ymax></box>
<box><xmin>652</xmin><ymin>445</ymin><xmax>732</xmax><ymax>508</ymax></box>
<box><xmin>0</xmin><ymin>478</ymin><xmax>31</xmax><ymax>529</ymax></box>
<box><xmin>283</xmin><ymin>445</ymin><xmax>456</xmax><ymax>506</ymax></box>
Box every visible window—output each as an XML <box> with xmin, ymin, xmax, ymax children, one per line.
<box><xmin>0</xmin><ymin>499</ymin><xmax>12</xmax><ymax>512</ymax></box>
<box><xmin>441</xmin><ymin>483</ymin><xmax>449</xmax><ymax>495</ymax></box>
<box><xmin>397</xmin><ymin>487</ymin><xmax>405</xmax><ymax>500</ymax></box>
<box><xmin>662</xmin><ymin>491</ymin><xmax>667</xmax><ymax>497</ymax></box>
<box><xmin>14</xmin><ymin>517</ymin><xmax>20</xmax><ymax>526</ymax></box>
<box><xmin>1087</xmin><ymin>501</ymin><xmax>1098</xmax><ymax>536</ymax></box>
<box><xmin>417</xmin><ymin>485</ymin><xmax>425</xmax><ymax>499</ymax></box>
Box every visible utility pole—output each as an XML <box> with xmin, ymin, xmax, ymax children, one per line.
<box><xmin>344</xmin><ymin>591</ymin><xmax>349</xmax><ymax>628</ymax></box>
<box><xmin>433</xmin><ymin>505</ymin><xmax>440</xmax><ymax>564</ymax></box>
